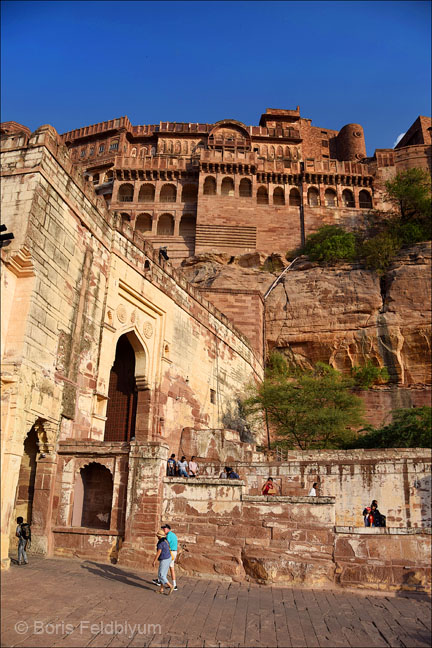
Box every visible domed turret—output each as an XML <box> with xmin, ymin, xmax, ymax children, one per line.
<box><xmin>336</xmin><ymin>124</ymin><xmax>366</xmax><ymax>161</ymax></box>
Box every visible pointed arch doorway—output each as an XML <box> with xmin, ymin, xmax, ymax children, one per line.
<box><xmin>104</xmin><ymin>331</ymin><xmax>151</xmax><ymax>442</ymax></box>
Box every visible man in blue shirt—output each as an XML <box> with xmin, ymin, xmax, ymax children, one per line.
<box><xmin>226</xmin><ymin>466</ymin><xmax>240</xmax><ymax>479</ymax></box>
<box><xmin>152</xmin><ymin>524</ymin><xmax>178</xmax><ymax>590</ymax></box>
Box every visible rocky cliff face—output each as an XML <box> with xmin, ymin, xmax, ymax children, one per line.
<box><xmin>181</xmin><ymin>243</ymin><xmax>431</xmax><ymax>425</ymax></box>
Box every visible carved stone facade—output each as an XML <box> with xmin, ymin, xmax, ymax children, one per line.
<box><xmin>1</xmin><ymin>115</ymin><xmax>430</xmax><ymax>592</ymax></box>
<box><xmin>0</xmin><ymin>124</ymin><xmax>263</xmax><ymax>569</ymax></box>
<box><xmin>39</xmin><ymin>107</ymin><xmax>432</xmax><ymax>265</ymax></box>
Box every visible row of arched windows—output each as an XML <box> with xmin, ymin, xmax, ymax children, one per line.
<box><xmin>117</xmin><ymin>183</ymin><xmax>198</xmax><ymax>203</ymax></box>
<box><xmin>116</xmin><ymin>179</ymin><xmax>372</xmax><ymax>208</ymax></box>
<box><xmin>203</xmin><ymin>176</ymin><xmax>372</xmax><ymax>208</ymax></box>
<box><xmin>120</xmin><ymin>212</ymin><xmax>196</xmax><ymax>237</ymax></box>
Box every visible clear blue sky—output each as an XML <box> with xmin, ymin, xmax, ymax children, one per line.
<box><xmin>1</xmin><ymin>0</ymin><xmax>430</xmax><ymax>155</ymax></box>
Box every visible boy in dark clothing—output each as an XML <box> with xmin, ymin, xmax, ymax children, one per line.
<box><xmin>167</xmin><ymin>454</ymin><xmax>177</xmax><ymax>476</ymax></box>
<box><xmin>16</xmin><ymin>517</ymin><xmax>31</xmax><ymax>565</ymax></box>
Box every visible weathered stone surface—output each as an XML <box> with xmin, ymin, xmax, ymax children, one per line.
<box><xmin>183</xmin><ymin>242</ymin><xmax>431</xmax><ymax>425</ymax></box>
<box><xmin>241</xmin><ymin>547</ymin><xmax>335</xmax><ymax>585</ymax></box>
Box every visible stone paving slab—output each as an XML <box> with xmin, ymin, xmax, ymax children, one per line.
<box><xmin>1</xmin><ymin>556</ymin><xmax>431</xmax><ymax>647</ymax></box>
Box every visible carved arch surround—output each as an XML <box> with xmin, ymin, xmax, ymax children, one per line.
<box><xmin>208</xmin><ymin>119</ymin><xmax>251</xmax><ymax>149</ymax></box>
<box><xmin>110</xmin><ymin>327</ymin><xmax>149</xmax><ymax>381</ymax></box>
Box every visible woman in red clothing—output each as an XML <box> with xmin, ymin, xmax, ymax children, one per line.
<box><xmin>262</xmin><ymin>477</ymin><xmax>278</xmax><ymax>495</ymax></box>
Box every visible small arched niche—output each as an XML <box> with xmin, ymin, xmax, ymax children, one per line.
<box><xmin>221</xmin><ymin>177</ymin><xmax>234</xmax><ymax>196</ymax></box>
<box><xmin>324</xmin><ymin>188</ymin><xmax>337</xmax><ymax>207</ymax></box>
<box><xmin>73</xmin><ymin>463</ymin><xmax>113</xmax><ymax>530</ymax></box>
<box><xmin>257</xmin><ymin>186</ymin><xmax>268</xmax><ymax>205</ymax></box>
<box><xmin>239</xmin><ymin>178</ymin><xmax>252</xmax><ymax>197</ymax></box>
<box><xmin>307</xmin><ymin>187</ymin><xmax>320</xmax><ymax>206</ymax></box>
<box><xmin>342</xmin><ymin>189</ymin><xmax>355</xmax><ymax>208</ymax></box>
<box><xmin>118</xmin><ymin>183</ymin><xmax>134</xmax><ymax>202</ymax></box>
<box><xmin>289</xmin><ymin>188</ymin><xmax>301</xmax><ymax>206</ymax></box>
<box><xmin>359</xmin><ymin>190</ymin><xmax>372</xmax><ymax>208</ymax></box>
<box><xmin>157</xmin><ymin>213</ymin><xmax>174</xmax><ymax>235</ymax></box>
<box><xmin>160</xmin><ymin>184</ymin><xmax>177</xmax><ymax>203</ymax></box>
<box><xmin>138</xmin><ymin>184</ymin><xmax>155</xmax><ymax>202</ymax></box>
<box><xmin>203</xmin><ymin>177</ymin><xmax>216</xmax><ymax>195</ymax></box>
<box><xmin>273</xmin><ymin>187</ymin><xmax>285</xmax><ymax>205</ymax></box>
<box><xmin>135</xmin><ymin>213</ymin><xmax>152</xmax><ymax>234</ymax></box>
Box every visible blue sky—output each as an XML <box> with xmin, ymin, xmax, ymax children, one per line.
<box><xmin>1</xmin><ymin>0</ymin><xmax>430</xmax><ymax>155</ymax></box>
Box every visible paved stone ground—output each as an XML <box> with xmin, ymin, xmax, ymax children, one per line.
<box><xmin>1</xmin><ymin>556</ymin><xmax>430</xmax><ymax>647</ymax></box>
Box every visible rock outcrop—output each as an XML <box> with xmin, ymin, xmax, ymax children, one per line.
<box><xmin>181</xmin><ymin>242</ymin><xmax>431</xmax><ymax>425</ymax></box>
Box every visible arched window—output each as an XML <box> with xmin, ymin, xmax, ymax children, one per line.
<box><xmin>261</xmin><ymin>145</ymin><xmax>268</xmax><ymax>158</ymax></box>
<box><xmin>157</xmin><ymin>213</ymin><xmax>174</xmax><ymax>235</ymax></box>
<box><xmin>359</xmin><ymin>190</ymin><xmax>372</xmax><ymax>208</ymax></box>
<box><xmin>182</xmin><ymin>141</ymin><xmax>188</xmax><ymax>154</ymax></box>
<box><xmin>221</xmin><ymin>177</ymin><xmax>234</xmax><ymax>196</ymax></box>
<box><xmin>239</xmin><ymin>178</ymin><xmax>252</xmax><ymax>197</ymax></box>
<box><xmin>118</xmin><ymin>183</ymin><xmax>134</xmax><ymax>202</ymax></box>
<box><xmin>105</xmin><ymin>335</ymin><xmax>137</xmax><ymax>442</ymax></box>
<box><xmin>324</xmin><ymin>188</ymin><xmax>337</xmax><ymax>207</ymax></box>
<box><xmin>174</xmin><ymin>141</ymin><xmax>181</xmax><ymax>154</ymax></box>
<box><xmin>167</xmin><ymin>141</ymin><xmax>173</xmax><ymax>154</ymax></box>
<box><xmin>273</xmin><ymin>187</ymin><xmax>285</xmax><ymax>205</ymax></box>
<box><xmin>179</xmin><ymin>214</ymin><xmax>196</xmax><ymax>237</ymax></box>
<box><xmin>285</xmin><ymin>146</ymin><xmax>291</xmax><ymax>159</ymax></box>
<box><xmin>140</xmin><ymin>147</ymin><xmax>148</xmax><ymax>158</ymax></box>
<box><xmin>289</xmin><ymin>188</ymin><xmax>301</xmax><ymax>206</ymax></box>
<box><xmin>308</xmin><ymin>187</ymin><xmax>320</xmax><ymax>206</ymax></box>
<box><xmin>342</xmin><ymin>189</ymin><xmax>355</xmax><ymax>208</ymax></box>
<box><xmin>131</xmin><ymin>147</ymin><xmax>137</xmax><ymax>158</ymax></box>
<box><xmin>277</xmin><ymin>146</ymin><xmax>283</xmax><ymax>159</ymax></box>
<box><xmin>135</xmin><ymin>213</ymin><xmax>152</xmax><ymax>234</ymax></box>
<box><xmin>181</xmin><ymin>184</ymin><xmax>198</xmax><ymax>203</ymax></box>
<box><xmin>138</xmin><ymin>184</ymin><xmax>155</xmax><ymax>202</ymax></box>
<box><xmin>257</xmin><ymin>186</ymin><xmax>268</xmax><ymax>205</ymax></box>
<box><xmin>120</xmin><ymin>213</ymin><xmax>131</xmax><ymax>223</ymax></box>
<box><xmin>78</xmin><ymin>464</ymin><xmax>113</xmax><ymax>530</ymax></box>
<box><xmin>160</xmin><ymin>184</ymin><xmax>176</xmax><ymax>203</ymax></box>
<box><xmin>269</xmin><ymin>146</ymin><xmax>275</xmax><ymax>160</ymax></box>
<box><xmin>203</xmin><ymin>177</ymin><xmax>216</xmax><ymax>195</ymax></box>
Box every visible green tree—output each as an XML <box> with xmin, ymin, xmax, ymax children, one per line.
<box><xmin>243</xmin><ymin>355</ymin><xmax>364</xmax><ymax>450</ymax></box>
<box><xmin>303</xmin><ymin>225</ymin><xmax>357</xmax><ymax>264</ymax></box>
<box><xmin>385</xmin><ymin>168</ymin><xmax>432</xmax><ymax>224</ymax></box>
<box><xmin>359</xmin><ymin>231</ymin><xmax>400</xmax><ymax>275</ymax></box>
<box><xmin>347</xmin><ymin>407</ymin><xmax>432</xmax><ymax>449</ymax></box>
<box><xmin>351</xmin><ymin>360</ymin><xmax>389</xmax><ymax>389</ymax></box>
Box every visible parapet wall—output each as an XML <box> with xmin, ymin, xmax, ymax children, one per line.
<box><xmin>186</xmin><ymin>448</ymin><xmax>431</xmax><ymax>528</ymax></box>
<box><xmin>162</xmin><ymin>478</ymin><xmax>431</xmax><ymax>592</ymax></box>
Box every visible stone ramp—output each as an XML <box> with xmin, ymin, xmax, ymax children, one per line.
<box><xmin>1</xmin><ymin>556</ymin><xmax>431</xmax><ymax>647</ymax></box>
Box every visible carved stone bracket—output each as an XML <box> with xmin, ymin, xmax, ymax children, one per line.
<box><xmin>135</xmin><ymin>376</ymin><xmax>150</xmax><ymax>391</ymax></box>
<box><xmin>4</xmin><ymin>246</ymin><xmax>35</xmax><ymax>277</ymax></box>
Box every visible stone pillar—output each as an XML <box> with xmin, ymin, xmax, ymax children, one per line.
<box><xmin>336</xmin><ymin>184</ymin><xmax>343</xmax><ymax>207</ymax></box>
<box><xmin>151</xmin><ymin>214</ymin><xmax>158</xmax><ymax>235</ymax></box>
<box><xmin>174</xmin><ymin>217</ymin><xmax>180</xmax><ymax>237</ymax></box>
<box><xmin>134</xmin><ymin>377</ymin><xmax>152</xmax><ymax>442</ymax></box>
<box><xmin>132</xmin><ymin>182</ymin><xmax>139</xmax><ymax>204</ymax></box>
<box><xmin>216</xmin><ymin>174</ymin><xmax>222</xmax><ymax>195</ymax></box>
<box><xmin>233</xmin><ymin>175</ymin><xmax>240</xmax><ymax>198</ymax></box>
<box><xmin>31</xmin><ymin>438</ymin><xmax>57</xmax><ymax>555</ymax></box>
<box><xmin>110</xmin><ymin>455</ymin><xmax>128</xmax><ymax>532</ymax></box>
<box><xmin>319</xmin><ymin>184</ymin><xmax>326</xmax><ymax>206</ymax></box>
<box><xmin>118</xmin><ymin>442</ymin><xmax>169</xmax><ymax>568</ymax></box>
